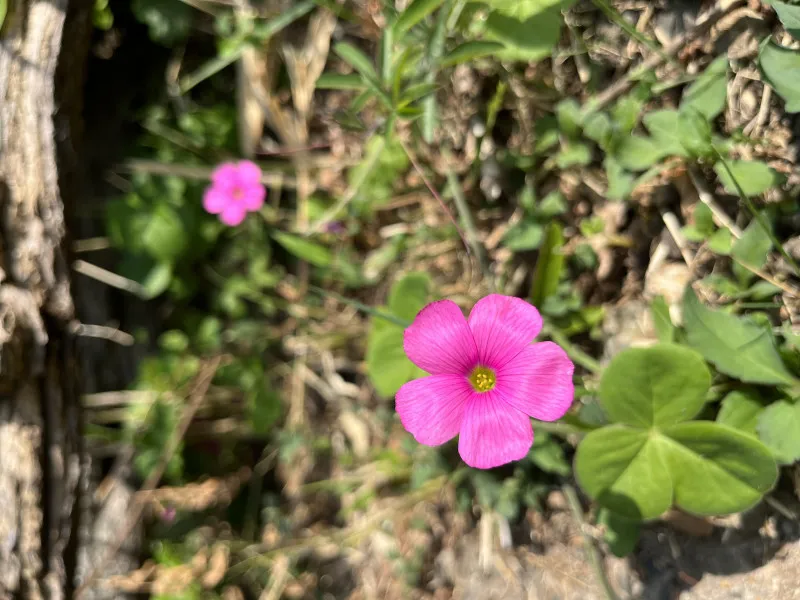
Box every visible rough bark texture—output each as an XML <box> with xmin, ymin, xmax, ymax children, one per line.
<box><xmin>0</xmin><ymin>1</ymin><xmax>91</xmax><ymax>598</ymax></box>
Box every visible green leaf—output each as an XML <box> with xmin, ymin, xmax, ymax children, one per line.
<box><xmin>316</xmin><ymin>73</ymin><xmax>367</xmax><ymax>90</ymax></box>
<box><xmin>366</xmin><ymin>274</ymin><xmax>430</xmax><ymax>396</ymax></box>
<box><xmin>681</xmin><ymin>56</ymin><xmax>729</xmax><ymax>120</ymax></box>
<box><xmin>142</xmin><ymin>262</ymin><xmax>173</xmax><ymax>299</ymax></box>
<box><xmin>599</xmin><ymin>345</ymin><xmax>711</xmax><ymax>428</ymax></box>
<box><xmin>272</xmin><ymin>231</ymin><xmax>333</xmax><ymax>267</ymax></box>
<box><xmin>717</xmin><ymin>390</ymin><xmax>765</xmax><ymax>437</ymax></box>
<box><xmin>731</xmin><ymin>218</ymin><xmax>773</xmax><ymax>282</ymax></box>
<box><xmin>714</xmin><ymin>160</ymin><xmax>781</xmax><ymax>196</ymax></box>
<box><xmin>439</xmin><ymin>41</ymin><xmax>506</xmax><ymax>67</ymax></box>
<box><xmin>503</xmin><ymin>219</ymin><xmax>544</xmax><ymax>251</ymax></box>
<box><xmin>530</xmin><ymin>222</ymin><xmax>564</xmax><ymax>307</ymax></box>
<box><xmin>575</xmin><ymin>422</ymin><xmax>778</xmax><ymax>520</ymax></box>
<box><xmin>334</xmin><ymin>42</ymin><xmax>379</xmax><ymax>83</ymax></box>
<box><xmin>483</xmin><ymin>1</ymin><xmax>566</xmax><ymax>62</ymax></box>
<box><xmin>615</xmin><ymin>135</ymin><xmax>668</xmax><ymax>171</ymax></box>
<box><xmin>677</xmin><ymin>109</ymin><xmax>714</xmax><ymax>157</ymax></box>
<box><xmin>682</xmin><ymin>288</ymin><xmax>796</xmax><ymax>385</ymax></box>
<box><xmin>395</xmin><ymin>0</ymin><xmax>445</xmax><ymax>34</ymax></box>
<box><xmin>132</xmin><ymin>0</ymin><xmax>193</xmax><ymax>46</ymax></box>
<box><xmin>556</xmin><ymin>98</ymin><xmax>582</xmax><ymax>139</ymax></box>
<box><xmin>650</xmin><ymin>295</ymin><xmax>675</xmax><ymax>343</ymax></box>
<box><xmin>0</xmin><ymin>0</ymin><xmax>6</xmax><ymax>29</ymax></box>
<box><xmin>757</xmin><ymin>400</ymin><xmax>800</xmax><ymax>464</ymax></box>
<box><xmin>388</xmin><ymin>272</ymin><xmax>431</xmax><ymax>322</ymax></box>
<box><xmin>605</xmin><ymin>157</ymin><xmax>635</xmax><ymax>201</ymax></box>
<box><xmin>556</xmin><ymin>141</ymin><xmax>592</xmax><ymax>168</ymax></box>
<box><xmin>598</xmin><ymin>509</ymin><xmax>640</xmax><ymax>557</ymax></box>
<box><xmin>248</xmin><ymin>387</ymin><xmax>282</xmax><ymax>435</ymax></box>
<box><xmin>529</xmin><ymin>435</ymin><xmax>571</xmax><ymax>476</ymax></box>
<box><xmin>159</xmin><ymin>330</ymin><xmax>189</xmax><ymax>353</ymax></box>
<box><xmin>759</xmin><ymin>39</ymin><xmax>800</xmax><ymax>113</ymax></box>
<box><xmin>642</xmin><ymin>110</ymin><xmax>689</xmax><ymax>157</ymax></box>
<box><xmin>142</xmin><ymin>204</ymin><xmax>188</xmax><ymax>263</ymax></box>
<box><xmin>770</xmin><ymin>1</ymin><xmax>800</xmax><ymax>40</ymax></box>
<box><xmin>708</xmin><ymin>228</ymin><xmax>733</xmax><ymax>255</ymax></box>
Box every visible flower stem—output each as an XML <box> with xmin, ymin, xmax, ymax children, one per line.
<box><xmin>564</xmin><ymin>484</ymin><xmax>620</xmax><ymax>600</ymax></box>
<box><xmin>543</xmin><ymin>324</ymin><xmax>603</xmax><ymax>375</ymax></box>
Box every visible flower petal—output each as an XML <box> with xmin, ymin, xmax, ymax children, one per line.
<box><xmin>496</xmin><ymin>342</ymin><xmax>575</xmax><ymax>421</ymax></box>
<box><xmin>403</xmin><ymin>300</ymin><xmax>479</xmax><ymax>375</ymax></box>
<box><xmin>241</xmin><ymin>184</ymin><xmax>266</xmax><ymax>211</ymax></box>
<box><xmin>458</xmin><ymin>391</ymin><xmax>533</xmax><ymax>469</ymax></box>
<box><xmin>203</xmin><ymin>187</ymin><xmax>228</xmax><ymax>214</ymax></box>
<box><xmin>211</xmin><ymin>162</ymin><xmax>239</xmax><ymax>191</ymax></box>
<box><xmin>236</xmin><ymin>160</ymin><xmax>263</xmax><ymax>186</ymax></box>
<box><xmin>468</xmin><ymin>294</ymin><xmax>543</xmax><ymax>368</ymax></box>
<box><xmin>396</xmin><ymin>374</ymin><xmax>472</xmax><ymax>446</ymax></box>
<box><xmin>220</xmin><ymin>203</ymin><xmax>247</xmax><ymax>226</ymax></box>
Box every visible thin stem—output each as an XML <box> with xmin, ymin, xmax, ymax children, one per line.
<box><xmin>442</xmin><ymin>150</ymin><xmax>495</xmax><ymax>292</ymax></box>
<box><xmin>543</xmin><ymin>324</ymin><xmax>603</xmax><ymax>375</ymax></box>
<box><xmin>590</xmin><ymin>0</ymin><xmax>672</xmax><ymax>65</ymax></box>
<box><xmin>308</xmin><ymin>285</ymin><xmax>411</xmax><ymax>328</ymax></box>
<box><xmin>563</xmin><ymin>485</ymin><xmax>620</xmax><ymax>600</ymax></box>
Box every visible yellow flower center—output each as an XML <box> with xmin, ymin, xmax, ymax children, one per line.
<box><xmin>469</xmin><ymin>366</ymin><xmax>496</xmax><ymax>392</ymax></box>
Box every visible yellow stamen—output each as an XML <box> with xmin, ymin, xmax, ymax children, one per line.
<box><xmin>469</xmin><ymin>366</ymin><xmax>496</xmax><ymax>392</ymax></box>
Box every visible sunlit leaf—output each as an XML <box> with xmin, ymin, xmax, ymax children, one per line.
<box><xmin>681</xmin><ymin>56</ymin><xmax>729</xmax><ymax>120</ymax></box>
<box><xmin>682</xmin><ymin>288</ymin><xmax>796</xmax><ymax>385</ymax></box>
<box><xmin>757</xmin><ymin>399</ymin><xmax>800</xmax><ymax>464</ymax></box>
<box><xmin>759</xmin><ymin>39</ymin><xmax>800</xmax><ymax>113</ymax></box>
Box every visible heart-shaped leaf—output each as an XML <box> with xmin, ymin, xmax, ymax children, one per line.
<box><xmin>682</xmin><ymin>288</ymin><xmax>796</xmax><ymax>386</ymax></box>
<box><xmin>599</xmin><ymin>345</ymin><xmax>711</xmax><ymax>428</ymax></box>
<box><xmin>576</xmin><ymin>422</ymin><xmax>777</xmax><ymax>520</ymax></box>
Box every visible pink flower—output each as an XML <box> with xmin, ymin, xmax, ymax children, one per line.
<box><xmin>203</xmin><ymin>160</ymin><xmax>266</xmax><ymax>226</ymax></box>
<box><xmin>396</xmin><ymin>294</ymin><xmax>574</xmax><ymax>469</ymax></box>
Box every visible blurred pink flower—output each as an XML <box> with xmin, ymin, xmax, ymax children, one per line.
<box><xmin>396</xmin><ymin>294</ymin><xmax>574</xmax><ymax>469</ymax></box>
<box><xmin>203</xmin><ymin>160</ymin><xmax>266</xmax><ymax>226</ymax></box>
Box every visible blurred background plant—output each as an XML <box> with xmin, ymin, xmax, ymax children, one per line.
<box><xmin>76</xmin><ymin>0</ymin><xmax>800</xmax><ymax>598</ymax></box>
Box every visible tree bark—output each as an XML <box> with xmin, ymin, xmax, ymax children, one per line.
<box><xmin>0</xmin><ymin>1</ymin><xmax>91</xmax><ymax>599</ymax></box>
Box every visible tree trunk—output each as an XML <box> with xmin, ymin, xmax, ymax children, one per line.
<box><xmin>0</xmin><ymin>1</ymin><xmax>91</xmax><ymax>598</ymax></box>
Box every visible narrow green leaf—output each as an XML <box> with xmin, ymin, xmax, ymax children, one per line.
<box><xmin>0</xmin><ymin>0</ymin><xmax>7</xmax><ymax>30</ymax></box>
<box><xmin>272</xmin><ymin>231</ymin><xmax>333</xmax><ymax>267</ymax></box>
<box><xmin>439</xmin><ymin>41</ymin><xmax>505</xmax><ymax>67</ymax></box>
<box><xmin>394</xmin><ymin>0</ymin><xmax>445</xmax><ymax>34</ymax></box>
<box><xmin>334</xmin><ymin>42</ymin><xmax>379</xmax><ymax>82</ymax></box>
<box><xmin>650</xmin><ymin>295</ymin><xmax>675</xmax><ymax>343</ymax></box>
<box><xmin>530</xmin><ymin>222</ymin><xmax>564</xmax><ymax>307</ymax></box>
<box><xmin>759</xmin><ymin>39</ymin><xmax>800</xmax><ymax>113</ymax></box>
<box><xmin>682</xmin><ymin>288</ymin><xmax>796</xmax><ymax>386</ymax></box>
<box><xmin>316</xmin><ymin>73</ymin><xmax>367</xmax><ymax>90</ymax></box>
